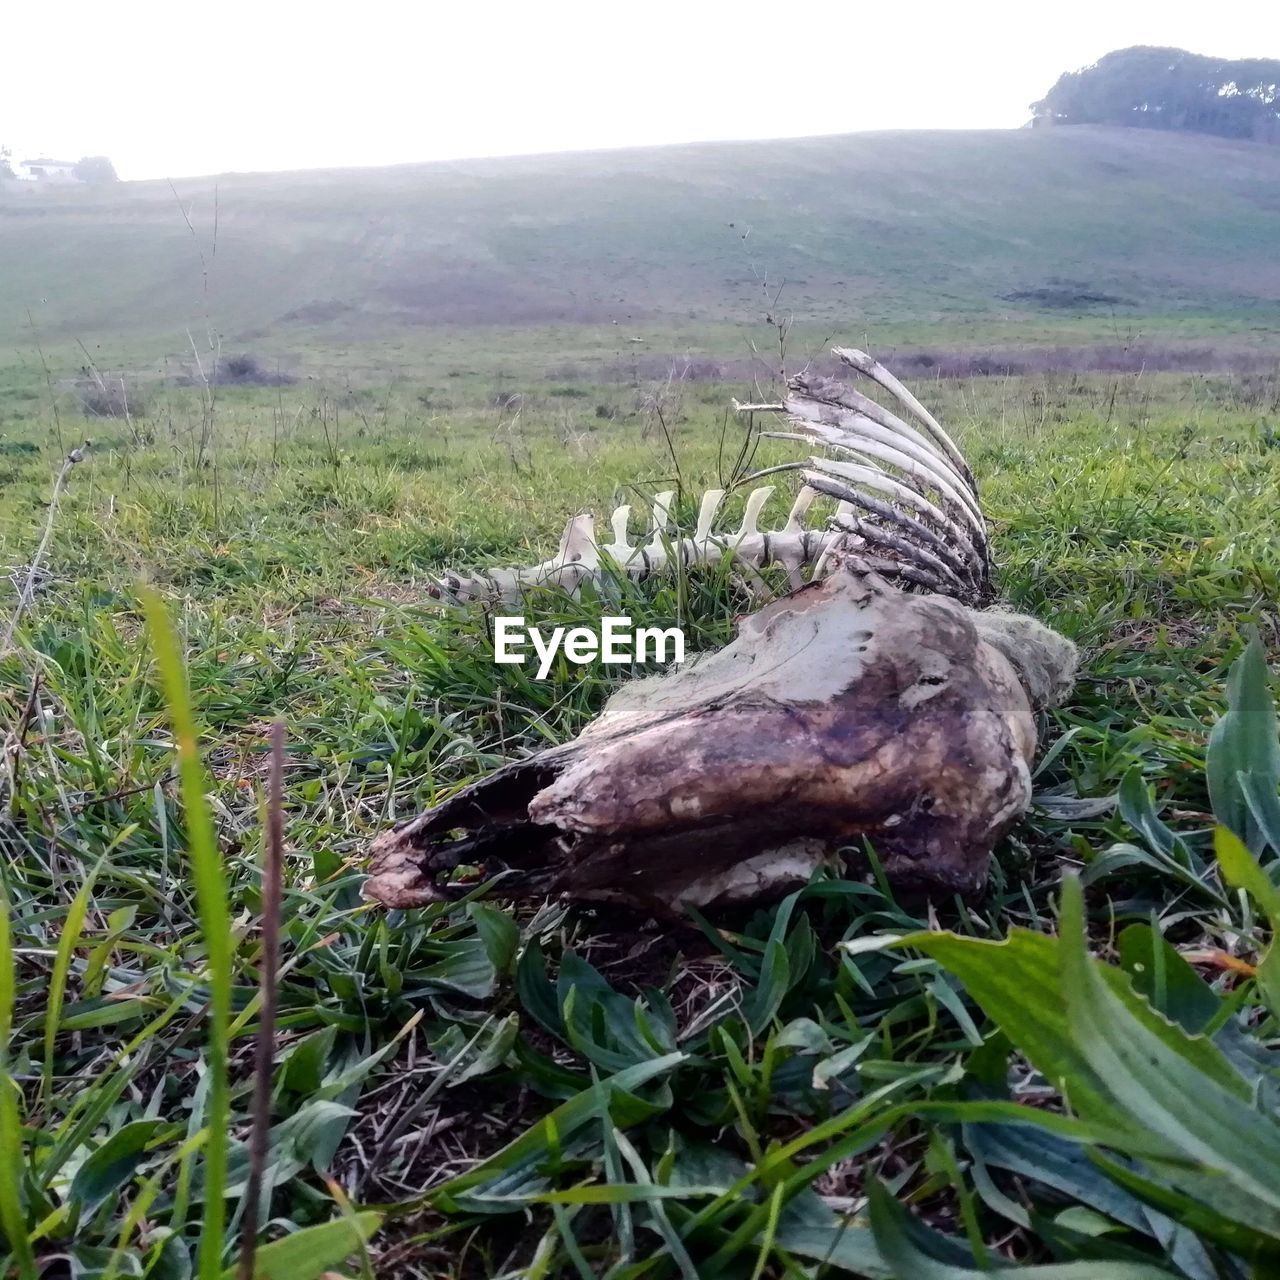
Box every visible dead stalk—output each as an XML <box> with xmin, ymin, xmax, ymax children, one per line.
<box><xmin>2</xmin><ymin>444</ymin><xmax>90</xmax><ymax>656</ymax></box>
<box><xmin>26</xmin><ymin>310</ymin><xmax>66</xmax><ymax>456</ymax></box>
<box><xmin>238</xmin><ymin>719</ymin><xmax>286</xmax><ymax>1279</ymax></box>
<box><xmin>1</xmin><ymin>674</ymin><xmax>42</xmax><ymax>811</ymax></box>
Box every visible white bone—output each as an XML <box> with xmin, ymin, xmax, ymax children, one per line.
<box><xmin>784</xmin><ymin>396</ymin><xmax>963</xmax><ymax>483</ymax></box>
<box><xmin>610</xmin><ymin>504</ymin><xmax>633</xmax><ymax>551</ymax></box>
<box><xmin>731</xmin><ymin>399</ymin><xmax>786</xmax><ymax>413</ymax></box>
<box><xmin>833</xmin><ymin>347</ymin><xmax>970</xmax><ymax>479</ymax></box>
<box><xmin>736</xmin><ymin>487</ymin><xmax>773</xmax><ymax>539</ymax></box>
<box><xmin>789</xmin><ymin>378</ymin><xmax>959</xmax><ymax>477</ymax></box>
<box><xmin>652</xmin><ymin>490</ymin><xmax>675</xmax><ymax>532</ymax></box>
<box><xmin>803</xmin><ymin>462</ymin><xmax>981</xmax><ymax>569</ymax></box>
<box><xmin>555</xmin><ymin>513</ymin><xmax>597</xmax><ymax>567</ymax></box>
<box><xmin>774</xmin><ymin>403</ymin><xmax>983</xmax><ymax>529</ymax></box>
<box><xmin>784</xmin><ymin>486</ymin><xmax>817</xmax><ymax>533</ymax></box>
<box><xmin>763</xmin><ymin>428</ymin><xmax>985</xmax><ymax>543</ymax></box>
<box><xmin>693</xmin><ymin>489</ymin><xmax>727</xmax><ymax>541</ymax></box>
<box><xmin>645</xmin><ymin>490</ymin><xmax>676</xmax><ymax>555</ymax></box>
<box><xmin>600</xmin><ymin>503</ymin><xmax>636</xmax><ymax>566</ymax></box>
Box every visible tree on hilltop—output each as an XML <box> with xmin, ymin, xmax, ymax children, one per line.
<box><xmin>1033</xmin><ymin>46</ymin><xmax>1280</xmax><ymax>144</ymax></box>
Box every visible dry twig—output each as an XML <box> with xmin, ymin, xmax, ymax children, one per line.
<box><xmin>1</xmin><ymin>442</ymin><xmax>90</xmax><ymax>657</ymax></box>
<box><xmin>238</xmin><ymin>719</ymin><xmax>286</xmax><ymax>1278</ymax></box>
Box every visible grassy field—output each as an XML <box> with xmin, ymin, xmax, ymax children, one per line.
<box><xmin>1</xmin><ymin>342</ymin><xmax>1279</xmax><ymax>1275</ymax></box>
<box><xmin>3</xmin><ymin>125</ymin><xmax>1280</xmax><ymax>377</ymax></box>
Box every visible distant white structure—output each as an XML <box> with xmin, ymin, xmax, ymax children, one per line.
<box><xmin>11</xmin><ymin>158</ymin><xmax>81</xmax><ymax>183</ymax></box>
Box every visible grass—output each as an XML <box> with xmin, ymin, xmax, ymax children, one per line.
<box><xmin>0</xmin><ymin>351</ymin><xmax>1278</xmax><ymax>1277</ymax></box>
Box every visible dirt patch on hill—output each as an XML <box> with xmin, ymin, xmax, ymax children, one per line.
<box><xmin>1002</xmin><ymin>282</ymin><xmax>1134</xmax><ymax>309</ymax></box>
<box><xmin>591</xmin><ymin>342</ymin><xmax>1277</xmax><ymax>385</ymax></box>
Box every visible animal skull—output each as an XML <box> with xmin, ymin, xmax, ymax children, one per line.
<box><xmin>366</xmin><ymin>568</ymin><xmax>1075</xmax><ymax>910</ymax></box>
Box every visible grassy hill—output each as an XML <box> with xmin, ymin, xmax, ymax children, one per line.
<box><xmin>2</xmin><ymin>125</ymin><xmax>1280</xmax><ymax>372</ymax></box>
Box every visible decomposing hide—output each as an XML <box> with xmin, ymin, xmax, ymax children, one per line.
<box><xmin>365</xmin><ymin>349</ymin><xmax>1077</xmax><ymax>910</ymax></box>
<box><xmin>366</xmin><ymin>569</ymin><xmax>1074</xmax><ymax>908</ymax></box>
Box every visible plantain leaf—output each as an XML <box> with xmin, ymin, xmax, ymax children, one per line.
<box><xmin>222</xmin><ymin>1101</ymin><xmax>358</xmax><ymax>1195</ymax></box>
<box><xmin>515</xmin><ymin>940</ymin><xmax>564</xmax><ymax>1038</ymax></box>
<box><xmin>1214</xmin><ymin>826</ymin><xmax>1280</xmax><ymax>1015</ymax></box>
<box><xmin>1207</xmin><ymin>633</ymin><xmax>1280</xmax><ymax>853</ymax></box>
<box><xmin>770</xmin><ymin>1191</ymin><xmax>891</xmax><ymax>1277</ymax></box>
<box><xmin>1241</xmin><ymin>771</ymin><xmax>1280</xmax><ymax>856</ymax></box>
<box><xmin>1116</xmin><ymin>923</ymin><xmax>1219</xmax><ymax>1034</ymax></box>
<box><xmin>419</xmin><ymin>938</ymin><xmax>496</xmax><ymax>999</ymax></box>
<box><xmin>278</xmin><ymin>1025</ymin><xmax>338</xmax><ymax>1096</ymax></box>
<box><xmin>965</xmin><ymin>1121</ymin><xmax>1153</xmax><ymax>1236</ymax></box>
<box><xmin>63</xmin><ymin>1246</ymin><xmax>144</xmax><ymax>1279</ymax></box>
<box><xmin>1118</xmin><ymin>767</ymin><xmax>1181</xmax><ymax>859</ymax></box>
<box><xmin>897</xmin><ymin>927</ymin><xmax>1125</xmax><ymax>1131</ymax></box>
<box><xmin>469</xmin><ymin>902</ymin><xmax>519</xmax><ymax>973</ymax></box>
<box><xmin>1215</xmin><ymin>825</ymin><xmax>1280</xmax><ymax>923</ymax></box>
<box><xmin>866</xmin><ymin>1179</ymin><xmax>1175</xmax><ymax>1278</ymax></box>
<box><xmin>900</xmin><ymin>879</ymin><xmax>1280</xmax><ymax>1262</ymax></box>
<box><xmin>905</xmin><ymin>924</ymin><xmax>1249</xmax><ymax>1118</ymax></box>
<box><xmin>429</xmin><ymin>1052</ymin><xmax>685</xmax><ymax>1207</ymax></box>
<box><xmin>222</xmin><ymin>1210</ymin><xmax>381</xmax><ymax>1279</ymax></box>
<box><xmin>1057</xmin><ymin>874</ymin><xmax>1280</xmax><ymax>1253</ymax></box>
<box><xmin>743</xmin><ymin>891</ymin><xmax>801</xmax><ymax>1034</ymax></box>
<box><xmin>69</xmin><ymin>1118</ymin><xmax>173</xmax><ymax>1217</ymax></box>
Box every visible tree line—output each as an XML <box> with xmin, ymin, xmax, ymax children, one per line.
<box><xmin>1033</xmin><ymin>46</ymin><xmax>1280</xmax><ymax>144</ymax></box>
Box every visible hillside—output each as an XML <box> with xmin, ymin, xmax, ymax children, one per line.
<box><xmin>3</xmin><ymin>125</ymin><xmax>1279</xmax><ymax>368</ymax></box>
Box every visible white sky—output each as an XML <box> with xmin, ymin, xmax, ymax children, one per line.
<box><xmin>3</xmin><ymin>0</ymin><xmax>1278</xmax><ymax>180</ymax></box>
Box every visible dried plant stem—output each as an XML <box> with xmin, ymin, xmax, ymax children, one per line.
<box><xmin>238</xmin><ymin>719</ymin><xmax>286</xmax><ymax>1280</ymax></box>
<box><xmin>1</xmin><ymin>444</ymin><xmax>89</xmax><ymax>657</ymax></box>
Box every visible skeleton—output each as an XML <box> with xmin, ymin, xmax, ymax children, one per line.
<box><xmin>427</xmin><ymin>349</ymin><xmax>988</xmax><ymax>606</ymax></box>
<box><xmin>366</xmin><ymin>348</ymin><xmax>1077</xmax><ymax>910</ymax></box>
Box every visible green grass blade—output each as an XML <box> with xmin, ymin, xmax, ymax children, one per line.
<box><xmin>0</xmin><ymin>887</ymin><xmax>37</xmax><ymax>1280</ymax></box>
<box><xmin>42</xmin><ymin>857</ymin><xmax>104</xmax><ymax>1107</ymax></box>
<box><xmin>141</xmin><ymin>588</ymin><xmax>234</xmax><ymax>1278</ymax></box>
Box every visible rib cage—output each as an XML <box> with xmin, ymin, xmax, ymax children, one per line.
<box><xmin>429</xmin><ymin>348</ymin><xmax>991</xmax><ymax>604</ymax></box>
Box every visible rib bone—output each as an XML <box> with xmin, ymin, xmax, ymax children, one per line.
<box><xmin>831</xmin><ymin>348</ymin><xmax>972</xmax><ymax>482</ymax></box>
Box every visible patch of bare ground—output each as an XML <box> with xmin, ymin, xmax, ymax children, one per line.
<box><xmin>600</xmin><ymin>341</ymin><xmax>1280</xmax><ymax>385</ymax></box>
